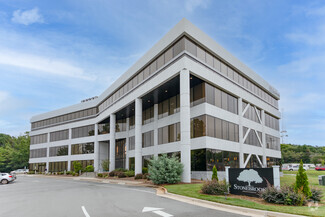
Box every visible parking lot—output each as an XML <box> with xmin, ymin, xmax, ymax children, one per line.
<box><xmin>0</xmin><ymin>175</ymin><xmax>247</xmax><ymax>217</ymax></box>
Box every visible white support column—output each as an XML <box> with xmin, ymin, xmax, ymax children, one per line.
<box><xmin>94</xmin><ymin>124</ymin><xmax>99</xmax><ymax>172</ymax></box>
<box><xmin>273</xmin><ymin>166</ymin><xmax>280</xmax><ymax>188</ymax></box>
<box><xmin>46</xmin><ymin>132</ymin><xmax>50</xmax><ymax>172</ymax></box>
<box><xmin>67</xmin><ymin>129</ymin><xmax>72</xmax><ymax>171</ymax></box>
<box><xmin>125</xmin><ymin>118</ymin><xmax>130</xmax><ymax>170</ymax></box>
<box><xmin>261</xmin><ymin>109</ymin><xmax>267</xmax><ymax>167</ymax></box>
<box><xmin>153</xmin><ymin>103</ymin><xmax>159</xmax><ymax>158</ymax></box>
<box><xmin>238</xmin><ymin>98</ymin><xmax>244</xmax><ymax>168</ymax></box>
<box><xmin>135</xmin><ymin>98</ymin><xmax>143</xmax><ymax>175</ymax></box>
<box><xmin>180</xmin><ymin>68</ymin><xmax>191</xmax><ymax>183</ymax></box>
<box><xmin>109</xmin><ymin>114</ymin><xmax>116</xmax><ymax>171</ymax></box>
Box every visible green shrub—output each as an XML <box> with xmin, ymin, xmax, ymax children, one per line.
<box><xmin>148</xmin><ymin>154</ymin><xmax>183</xmax><ymax>184</ymax></box>
<box><xmin>295</xmin><ymin>160</ymin><xmax>311</xmax><ymax>198</ymax></box>
<box><xmin>115</xmin><ymin>171</ymin><xmax>126</xmax><ymax>178</ymax></box>
<box><xmin>260</xmin><ymin>185</ymin><xmax>306</xmax><ymax>206</ymax></box>
<box><xmin>201</xmin><ymin>180</ymin><xmax>229</xmax><ymax>195</ymax></box>
<box><xmin>58</xmin><ymin>172</ymin><xmax>64</xmax><ymax>175</ymax></box>
<box><xmin>142</xmin><ymin>167</ymin><xmax>148</xmax><ymax>174</ymax></box>
<box><xmin>310</xmin><ymin>188</ymin><xmax>323</xmax><ymax>202</ymax></box>
<box><xmin>27</xmin><ymin>171</ymin><xmax>35</xmax><ymax>174</ymax></box>
<box><xmin>135</xmin><ymin>174</ymin><xmax>143</xmax><ymax>179</ymax></box>
<box><xmin>97</xmin><ymin>173</ymin><xmax>103</xmax><ymax>178</ymax></box>
<box><xmin>115</xmin><ymin>168</ymin><xmax>127</xmax><ymax>172</ymax></box>
<box><xmin>101</xmin><ymin>159</ymin><xmax>110</xmax><ymax>172</ymax></box>
<box><xmin>103</xmin><ymin>174</ymin><xmax>109</xmax><ymax>178</ymax></box>
<box><xmin>66</xmin><ymin>171</ymin><xmax>72</xmax><ymax>175</ymax></box>
<box><xmin>212</xmin><ymin>165</ymin><xmax>218</xmax><ymax>181</ymax></box>
<box><xmin>143</xmin><ymin>173</ymin><xmax>149</xmax><ymax>180</ymax></box>
<box><xmin>125</xmin><ymin>170</ymin><xmax>135</xmax><ymax>177</ymax></box>
<box><xmin>73</xmin><ymin>161</ymin><xmax>83</xmax><ymax>173</ymax></box>
<box><xmin>85</xmin><ymin>165</ymin><xmax>94</xmax><ymax>172</ymax></box>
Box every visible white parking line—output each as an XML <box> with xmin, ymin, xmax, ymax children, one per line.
<box><xmin>81</xmin><ymin>206</ymin><xmax>90</xmax><ymax>217</ymax></box>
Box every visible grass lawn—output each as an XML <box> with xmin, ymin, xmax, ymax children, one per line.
<box><xmin>164</xmin><ymin>170</ymin><xmax>325</xmax><ymax>217</ymax></box>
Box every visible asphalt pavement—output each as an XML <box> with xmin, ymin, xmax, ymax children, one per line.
<box><xmin>0</xmin><ymin>175</ymin><xmax>248</xmax><ymax>217</ymax></box>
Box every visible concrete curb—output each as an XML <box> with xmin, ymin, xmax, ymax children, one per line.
<box><xmin>156</xmin><ymin>187</ymin><xmax>306</xmax><ymax>217</ymax></box>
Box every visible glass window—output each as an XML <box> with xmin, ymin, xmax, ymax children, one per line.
<box><xmin>71</xmin><ymin>143</ymin><xmax>94</xmax><ymax>155</ymax></box>
<box><xmin>185</xmin><ymin>38</ymin><xmax>197</xmax><ymax>56</ymax></box>
<box><xmin>197</xmin><ymin>46</ymin><xmax>205</xmax><ymax>62</ymax></box>
<box><xmin>157</xmin><ymin>54</ymin><xmax>164</xmax><ymax>69</ymax></box>
<box><xmin>173</xmin><ymin>37</ymin><xmax>185</xmax><ymax>57</ymax></box>
<box><xmin>164</xmin><ymin>47</ymin><xmax>173</xmax><ymax>63</ymax></box>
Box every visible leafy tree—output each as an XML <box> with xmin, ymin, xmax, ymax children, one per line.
<box><xmin>148</xmin><ymin>154</ymin><xmax>183</xmax><ymax>184</ymax></box>
<box><xmin>295</xmin><ymin>160</ymin><xmax>311</xmax><ymax>198</ymax></box>
<box><xmin>212</xmin><ymin>165</ymin><xmax>218</xmax><ymax>181</ymax></box>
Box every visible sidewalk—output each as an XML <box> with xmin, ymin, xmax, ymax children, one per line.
<box><xmin>156</xmin><ymin>187</ymin><xmax>307</xmax><ymax>217</ymax></box>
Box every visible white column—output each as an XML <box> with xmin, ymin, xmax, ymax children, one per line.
<box><xmin>109</xmin><ymin>114</ymin><xmax>116</xmax><ymax>171</ymax></box>
<box><xmin>125</xmin><ymin>118</ymin><xmax>130</xmax><ymax>170</ymax></box>
<box><xmin>261</xmin><ymin>109</ymin><xmax>267</xmax><ymax>167</ymax></box>
<box><xmin>46</xmin><ymin>132</ymin><xmax>50</xmax><ymax>172</ymax></box>
<box><xmin>180</xmin><ymin>68</ymin><xmax>191</xmax><ymax>183</ymax></box>
<box><xmin>273</xmin><ymin>165</ymin><xmax>280</xmax><ymax>188</ymax></box>
<box><xmin>94</xmin><ymin>124</ymin><xmax>99</xmax><ymax>172</ymax></box>
<box><xmin>153</xmin><ymin>103</ymin><xmax>159</xmax><ymax>158</ymax></box>
<box><xmin>135</xmin><ymin>98</ymin><xmax>143</xmax><ymax>175</ymax></box>
<box><xmin>238</xmin><ymin>98</ymin><xmax>244</xmax><ymax>168</ymax></box>
<box><xmin>67</xmin><ymin>129</ymin><xmax>72</xmax><ymax>171</ymax></box>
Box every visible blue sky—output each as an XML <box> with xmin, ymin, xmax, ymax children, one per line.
<box><xmin>0</xmin><ymin>0</ymin><xmax>325</xmax><ymax>146</ymax></box>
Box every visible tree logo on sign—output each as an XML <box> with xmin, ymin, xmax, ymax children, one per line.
<box><xmin>237</xmin><ymin>169</ymin><xmax>263</xmax><ymax>186</ymax></box>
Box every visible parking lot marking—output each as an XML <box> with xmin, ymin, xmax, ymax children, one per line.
<box><xmin>81</xmin><ymin>206</ymin><xmax>90</xmax><ymax>217</ymax></box>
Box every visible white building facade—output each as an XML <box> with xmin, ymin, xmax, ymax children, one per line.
<box><xmin>29</xmin><ymin>19</ymin><xmax>281</xmax><ymax>182</ymax></box>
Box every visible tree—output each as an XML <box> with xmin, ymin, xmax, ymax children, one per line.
<box><xmin>212</xmin><ymin>165</ymin><xmax>218</xmax><ymax>181</ymax></box>
<box><xmin>73</xmin><ymin>161</ymin><xmax>83</xmax><ymax>173</ymax></box>
<box><xmin>237</xmin><ymin>169</ymin><xmax>263</xmax><ymax>186</ymax></box>
<box><xmin>295</xmin><ymin>160</ymin><xmax>311</xmax><ymax>198</ymax></box>
<box><xmin>148</xmin><ymin>154</ymin><xmax>183</xmax><ymax>184</ymax></box>
<box><xmin>101</xmin><ymin>159</ymin><xmax>110</xmax><ymax>171</ymax></box>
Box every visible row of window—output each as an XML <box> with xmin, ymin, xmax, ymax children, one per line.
<box><xmin>31</xmin><ymin>107</ymin><xmax>97</xmax><ymax>130</ymax></box>
<box><xmin>142</xmin><ymin>107</ymin><xmax>154</xmax><ymax>125</ymax></box>
<box><xmin>265</xmin><ymin>113</ymin><xmax>280</xmax><ymax>130</ymax></box>
<box><xmin>98</xmin><ymin>123</ymin><xmax>110</xmax><ymax>135</ymax></box>
<box><xmin>30</xmin><ymin>134</ymin><xmax>47</xmax><ymax>145</ymax></box>
<box><xmin>243</xmin><ymin>127</ymin><xmax>262</xmax><ymax>147</ymax></box>
<box><xmin>184</xmin><ymin>37</ymin><xmax>279</xmax><ymax>108</ymax></box>
<box><xmin>49</xmin><ymin>145</ymin><xmax>68</xmax><ymax>157</ymax></box>
<box><xmin>191</xmin><ymin>115</ymin><xmax>239</xmax><ymax>142</ymax></box>
<box><xmin>242</xmin><ymin>101</ymin><xmax>262</xmax><ymax>123</ymax></box>
<box><xmin>266</xmin><ymin>134</ymin><xmax>280</xmax><ymax>150</ymax></box>
<box><xmin>98</xmin><ymin>36</ymin><xmax>186</xmax><ymax>114</ymax></box>
<box><xmin>158</xmin><ymin>122</ymin><xmax>181</xmax><ymax>145</ymax></box>
<box><xmin>71</xmin><ymin>143</ymin><xmax>94</xmax><ymax>155</ymax></box>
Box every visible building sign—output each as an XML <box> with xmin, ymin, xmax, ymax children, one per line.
<box><xmin>228</xmin><ymin>168</ymin><xmax>274</xmax><ymax>197</ymax></box>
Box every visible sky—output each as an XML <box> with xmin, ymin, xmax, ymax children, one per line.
<box><xmin>0</xmin><ymin>0</ymin><xmax>325</xmax><ymax>146</ymax></box>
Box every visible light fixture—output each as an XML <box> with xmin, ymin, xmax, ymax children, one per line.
<box><xmin>190</xmin><ymin>76</ymin><xmax>193</xmax><ymax>80</ymax></box>
<box><xmin>148</xmin><ymin>100</ymin><xmax>150</xmax><ymax>103</ymax></box>
<box><xmin>165</xmin><ymin>90</ymin><xmax>168</xmax><ymax>93</ymax></box>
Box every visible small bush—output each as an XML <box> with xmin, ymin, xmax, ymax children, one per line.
<box><xmin>97</xmin><ymin>173</ymin><xmax>103</xmax><ymax>178</ymax></box>
<box><xmin>125</xmin><ymin>170</ymin><xmax>135</xmax><ymax>177</ymax></box>
<box><xmin>201</xmin><ymin>180</ymin><xmax>229</xmax><ymax>195</ymax></box>
<box><xmin>212</xmin><ymin>165</ymin><xmax>218</xmax><ymax>181</ymax></box>
<box><xmin>310</xmin><ymin>188</ymin><xmax>323</xmax><ymax>202</ymax></box>
<box><xmin>260</xmin><ymin>185</ymin><xmax>306</xmax><ymax>206</ymax></box>
<box><xmin>109</xmin><ymin>171</ymin><xmax>115</xmax><ymax>177</ymax></box>
<box><xmin>148</xmin><ymin>154</ymin><xmax>183</xmax><ymax>184</ymax></box>
<box><xmin>143</xmin><ymin>173</ymin><xmax>149</xmax><ymax>180</ymax></box>
<box><xmin>135</xmin><ymin>174</ymin><xmax>143</xmax><ymax>180</ymax></box>
<box><xmin>116</xmin><ymin>171</ymin><xmax>126</xmax><ymax>178</ymax></box>
<box><xmin>58</xmin><ymin>172</ymin><xmax>64</xmax><ymax>175</ymax></box>
<box><xmin>101</xmin><ymin>159</ymin><xmax>110</xmax><ymax>172</ymax></box>
<box><xmin>85</xmin><ymin>165</ymin><xmax>94</xmax><ymax>172</ymax></box>
<box><xmin>73</xmin><ymin>161</ymin><xmax>83</xmax><ymax>173</ymax></box>
<box><xmin>142</xmin><ymin>167</ymin><xmax>148</xmax><ymax>174</ymax></box>
<box><xmin>295</xmin><ymin>160</ymin><xmax>311</xmax><ymax>198</ymax></box>
<box><xmin>66</xmin><ymin>171</ymin><xmax>72</xmax><ymax>175</ymax></box>
<box><xmin>27</xmin><ymin>171</ymin><xmax>35</xmax><ymax>174</ymax></box>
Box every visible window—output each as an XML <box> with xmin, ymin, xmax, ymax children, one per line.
<box><xmin>158</xmin><ymin>123</ymin><xmax>180</xmax><ymax>145</ymax></box>
<box><xmin>142</xmin><ymin>131</ymin><xmax>154</xmax><ymax>148</ymax></box>
<box><xmin>116</xmin><ymin>118</ymin><xmax>126</xmax><ymax>132</ymax></box>
<box><xmin>142</xmin><ymin>107</ymin><xmax>154</xmax><ymax>125</ymax></box>
<box><xmin>266</xmin><ymin>134</ymin><xmax>280</xmax><ymax>150</ymax></box>
<box><xmin>50</xmin><ymin>129</ymin><xmax>69</xmax><ymax>142</ymax></box>
<box><xmin>243</xmin><ymin>128</ymin><xmax>262</xmax><ymax>147</ymax></box>
<box><xmin>72</xmin><ymin>125</ymin><xmax>95</xmax><ymax>139</ymax></box>
<box><xmin>129</xmin><ymin>115</ymin><xmax>135</xmax><ymax>129</ymax></box>
<box><xmin>265</xmin><ymin>113</ymin><xmax>280</xmax><ymax>130</ymax></box>
<box><xmin>98</xmin><ymin>123</ymin><xmax>110</xmax><ymax>134</ymax></box>
<box><xmin>115</xmin><ymin>139</ymin><xmax>126</xmax><ymax>169</ymax></box>
<box><xmin>158</xmin><ymin>94</ymin><xmax>180</xmax><ymax>119</ymax></box>
<box><xmin>30</xmin><ymin>148</ymin><xmax>47</xmax><ymax>158</ymax></box>
<box><xmin>30</xmin><ymin>134</ymin><xmax>48</xmax><ymax>145</ymax></box>
<box><xmin>49</xmin><ymin>145</ymin><xmax>68</xmax><ymax>157</ymax></box>
<box><xmin>71</xmin><ymin>143</ymin><xmax>94</xmax><ymax>155</ymax></box>
<box><xmin>70</xmin><ymin>160</ymin><xmax>93</xmax><ymax>172</ymax></box>
<box><xmin>129</xmin><ymin>136</ymin><xmax>135</xmax><ymax>150</ymax></box>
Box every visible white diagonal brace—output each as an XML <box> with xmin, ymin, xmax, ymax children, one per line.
<box><xmin>243</xmin><ymin>153</ymin><xmax>252</xmax><ymax>167</ymax></box>
<box><xmin>255</xmin><ymin>154</ymin><xmax>263</xmax><ymax>167</ymax></box>
<box><xmin>254</xmin><ymin>106</ymin><xmax>262</xmax><ymax>124</ymax></box>
<box><xmin>254</xmin><ymin>129</ymin><xmax>263</xmax><ymax>147</ymax></box>
<box><xmin>242</xmin><ymin>103</ymin><xmax>250</xmax><ymax>117</ymax></box>
<box><xmin>243</xmin><ymin>128</ymin><xmax>250</xmax><ymax>142</ymax></box>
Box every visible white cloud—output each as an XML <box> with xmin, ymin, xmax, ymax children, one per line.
<box><xmin>0</xmin><ymin>49</ymin><xmax>96</xmax><ymax>81</ymax></box>
<box><xmin>286</xmin><ymin>25</ymin><xmax>325</xmax><ymax>46</ymax></box>
<box><xmin>0</xmin><ymin>91</ymin><xmax>9</xmax><ymax>104</ymax></box>
<box><xmin>11</xmin><ymin>8</ymin><xmax>44</xmax><ymax>25</ymax></box>
<box><xmin>185</xmin><ymin>0</ymin><xmax>210</xmax><ymax>12</ymax></box>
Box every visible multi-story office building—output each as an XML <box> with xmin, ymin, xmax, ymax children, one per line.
<box><xmin>29</xmin><ymin>19</ymin><xmax>281</xmax><ymax>182</ymax></box>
